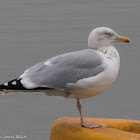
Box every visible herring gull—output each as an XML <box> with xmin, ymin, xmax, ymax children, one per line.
<box><xmin>0</xmin><ymin>27</ymin><xmax>130</xmax><ymax>128</ymax></box>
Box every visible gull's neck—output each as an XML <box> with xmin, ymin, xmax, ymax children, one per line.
<box><xmin>91</xmin><ymin>46</ymin><xmax>119</xmax><ymax>60</ymax></box>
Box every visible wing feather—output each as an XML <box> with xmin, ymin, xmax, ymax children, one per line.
<box><xmin>20</xmin><ymin>49</ymin><xmax>106</xmax><ymax>89</ymax></box>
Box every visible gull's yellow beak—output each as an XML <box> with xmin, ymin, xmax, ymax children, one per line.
<box><xmin>116</xmin><ymin>36</ymin><xmax>131</xmax><ymax>43</ymax></box>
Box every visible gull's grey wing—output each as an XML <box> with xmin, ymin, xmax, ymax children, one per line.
<box><xmin>20</xmin><ymin>49</ymin><xmax>106</xmax><ymax>89</ymax></box>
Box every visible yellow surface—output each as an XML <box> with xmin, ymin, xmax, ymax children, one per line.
<box><xmin>50</xmin><ymin>117</ymin><xmax>140</xmax><ymax>140</ymax></box>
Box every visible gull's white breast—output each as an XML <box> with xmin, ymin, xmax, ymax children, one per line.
<box><xmin>68</xmin><ymin>46</ymin><xmax>120</xmax><ymax>99</ymax></box>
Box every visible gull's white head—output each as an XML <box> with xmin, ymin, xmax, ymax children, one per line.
<box><xmin>88</xmin><ymin>27</ymin><xmax>130</xmax><ymax>49</ymax></box>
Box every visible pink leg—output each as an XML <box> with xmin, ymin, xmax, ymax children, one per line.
<box><xmin>76</xmin><ymin>99</ymin><xmax>101</xmax><ymax>129</ymax></box>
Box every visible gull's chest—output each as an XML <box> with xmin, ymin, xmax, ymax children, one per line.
<box><xmin>96</xmin><ymin>46</ymin><xmax>120</xmax><ymax>85</ymax></box>
<box><xmin>68</xmin><ymin>47</ymin><xmax>120</xmax><ymax>99</ymax></box>
<box><xmin>89</xmin><ymin>57</ymin><xmax>119</xmax><ymax>93</ymax></box>
<box><xmin>88</xmin><ymin>48</ymin><xmax>120</xmax><ymax>92</ymax></box>
<box><xmin>102</xmin><ymin>56</ymin><xmax>120</xmax><ymax>86</ymax></box>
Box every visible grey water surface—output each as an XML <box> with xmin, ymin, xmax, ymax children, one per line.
<box><xmin>0</xmin><ymin>0</ymin><xmax>139</xmax><ymax>139</ymax></box>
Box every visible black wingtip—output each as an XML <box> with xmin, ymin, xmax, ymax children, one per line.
<box><xmin>0</xmin><ymin>78</ymin><xmax>22</xmax><ymax>90</ymax></box>
<box><xmin>0</xmin><ymin>78</ymin><xmax>53</xmax><ymax>91</ymax></box>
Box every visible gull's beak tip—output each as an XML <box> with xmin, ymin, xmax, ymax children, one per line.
<box><xmin>116</xmin><ymin>36</ymin><xmax>131</xmax><ymax>43</ymax></box>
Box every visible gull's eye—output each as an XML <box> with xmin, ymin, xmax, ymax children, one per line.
<box><xmin>105</xmin><ymin>32</ymin><xmax>112</xmax><ymax>37</ymax></box>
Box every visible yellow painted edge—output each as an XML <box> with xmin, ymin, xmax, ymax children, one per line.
<box><xmin>50</xmin><ymin>117</ymin><xmax>140</xmax><ymax>140</ymax></box>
